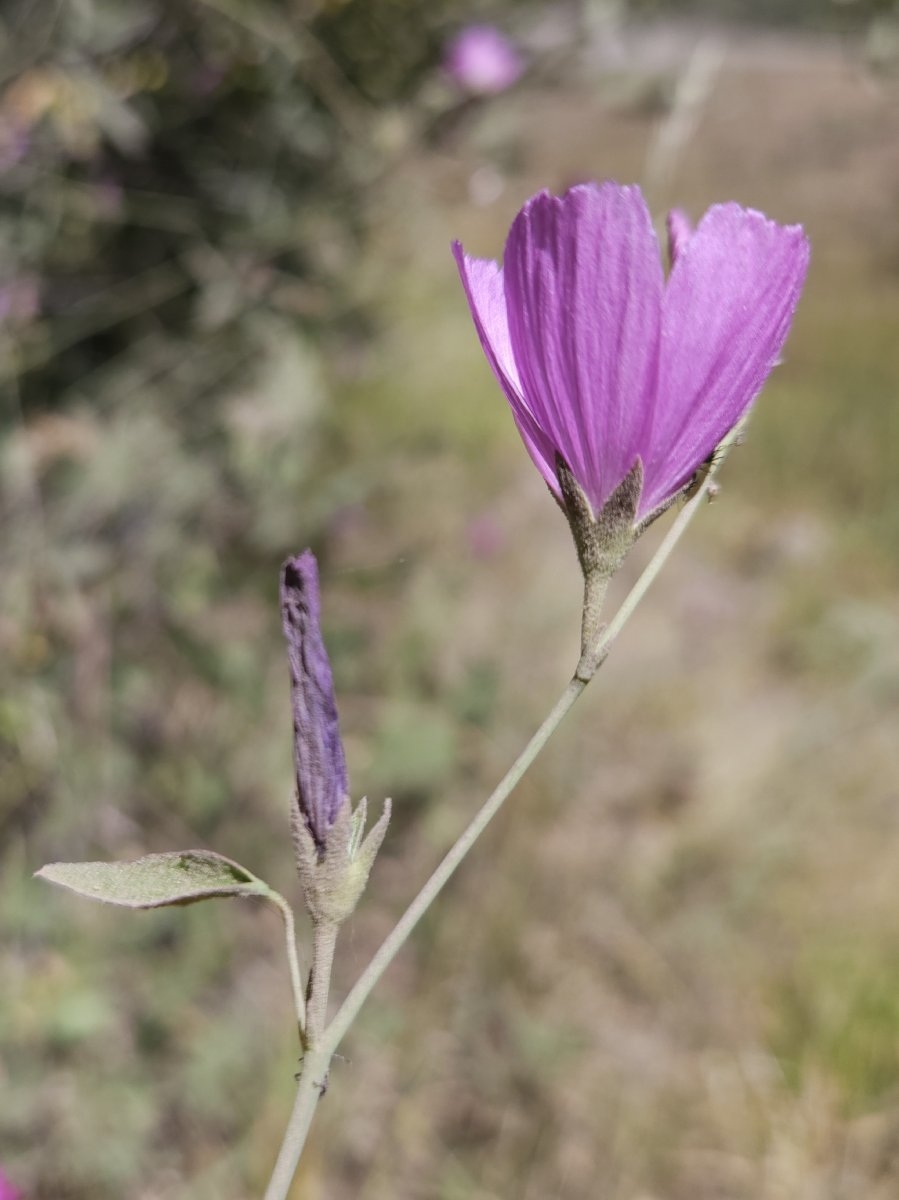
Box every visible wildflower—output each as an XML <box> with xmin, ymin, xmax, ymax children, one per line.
<box><xmin>443</xmin><ymin>25</ymin><xmax>523</xmax><ymax>96</ymax></box>
<box><xmin>454</xmin><ymin>182</ymin><xmax>808</xmax><ymax>669</ymax></box>
<box><xmin>280</xmin><ymin>552</ymin><xmax>348</xmax><ymax>854</ymax></box>
<box><xmin>281</xmin><ymin>552</ymin><xmax>390</xmax><ymax>925</ymax></box>
<box><xmin>454</xmin><ymin>182</ymin><xmax>808</xmax><ymax>527</ymax></box>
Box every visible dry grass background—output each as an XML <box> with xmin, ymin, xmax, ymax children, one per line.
<box><xmin>4</xmin><ymin>13</ymin><xmax>899</xmax><ymax>1200</ymax></box>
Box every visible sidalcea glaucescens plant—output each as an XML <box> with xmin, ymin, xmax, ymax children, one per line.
<box><xmin>38</xmin><ymin>180</ymin><xmax>808</xmax><ymax>1200</ymax></box>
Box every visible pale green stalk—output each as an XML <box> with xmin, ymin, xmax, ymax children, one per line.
<box><xmin>263</xmin><ymin>922</ymin><xmax>338</xmax><ymax>1200</ymax></box>
<box><xmin>265</xmin><ymin>888</ymin><xmax>307</xmax><ymax>1034</ymax></box>
<box><xmin>263</xmin><ymin>422</ymin><xmax>742</xmax><ymax>1200</ymax></box>
<box><xmin>325</xmin><ymin>439</ymin><xmax>734</xmax><ymax>1055</ymax></box>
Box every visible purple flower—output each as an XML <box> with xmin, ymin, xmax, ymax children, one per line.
<box><xmin>444</xmin><ymin>25</ymin><xmax>524</xmax><ymax>96</ymax></box>
<box><xmin>280</xmin><ymin>552</ymin><xmax>348</xmax><ymax>853</ymax></box>
<box><xmin>0</xmin><ymin>1169</ymin><xmax>21</xmax><ymax>1200</ymax></box>
<box><xmin>453</xmin><ymin>182</ymin><xmax>809</xmax><ymax>524</ymax></box>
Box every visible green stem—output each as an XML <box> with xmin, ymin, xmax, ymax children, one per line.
<box><xmin>262</xmin><ymin>419</ymin><xmax>742</xmax><ymax>1195</ymax></box>
<box><xmin>266</xmin><ymin>889</ymin><xmax>307</xmax><ymax>1035</ymax></box>
<box><xmin>263</xmin><ymin>921</ymin><xmax>339</xmax><ymax>1200</ymax></box>
<box><xmin>329</xmin><ymin>677</ymin><xmax>585</xmax><ymax>1053</ymax></box>
<box><xmin>325</xmin><ymin>420</ymin><xmax>743</xmax><ymax>1053</ymax></box>
<box><xmin>305</xmin><ymin>921</ymin><xmax>338</xmax><ymax>1045</ymax></box>
<box><xmin>324</xmin><ymin>448</ymin><xmax>723</xmax><ymax>1058</ymax></box>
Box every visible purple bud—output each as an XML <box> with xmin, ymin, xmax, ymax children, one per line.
<box><xmin>280</xmin><ymin>552</ymin><xmax>348</xmax><ymax>852</ymax></box>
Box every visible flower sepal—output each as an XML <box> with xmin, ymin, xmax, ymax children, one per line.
<box><xmin>556</xmin><ymin>455</ymin><xmax>643</xmax><ymax>677</ymax></box>
<box><xmin>293</xmin><ymin>795</ymin><xmax>392</xmax><ymax>927</ymax></box>
<box><xmin>454</xmin><ymin>180</ymin><xmax>809</xmax><ymax>555</ymax></box>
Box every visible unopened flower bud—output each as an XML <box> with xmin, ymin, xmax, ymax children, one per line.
<box><xmin>280</xmin><ymin>551</ymin><xmax>390</xmax><ymax>923</ymax></box>
<box><xmin>280</xmin><ymin>552</ymin><xmax>348</xmax><ymax>856</ymax></box>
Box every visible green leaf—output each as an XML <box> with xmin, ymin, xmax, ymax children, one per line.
<box><xmin>36</xmin><ymin>850</ymin><xmax>271</xmax><ymax>909</ymax></box>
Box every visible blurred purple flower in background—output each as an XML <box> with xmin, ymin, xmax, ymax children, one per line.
<box><xmin>0</xmin><ymin>1169</ymin><xmax>21</xmax><ymax>1200</ymax></box>
<box><xmin>0</xmin><ymin>276</ymin><xmax>40</xmax><ymax>328</ymax></box>
<box><xmin>454</xmin><ymin>182</ymin><xmax>809</xmax><ymax>522</ymax></box>
<box><xmin>0</xmin><ymin>122</ymin><xmax>29</xmax><ymax>170</ymax></box>
<box><xmin>280</xmin><ymin>552</ymin><xmax>348</xmax><ymax>852</ymax></box>
<box><xmin>444</xmin><ymin>24</ymin><xmax>524</xmax><ymax>96</ymax></box>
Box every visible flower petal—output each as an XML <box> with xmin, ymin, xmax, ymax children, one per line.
<box><xmin>643</xmin><ymin>203</ymin><xmax>810</xmax><ymax>515</ymax></box>
<box><xmin>502</xmin><ymin>183</ymin><xmax>664</xmax><ymax>512</ymax></box>
<box><xmin>452</xmin><ymin>241</ymin><xmax>560</xmax><ymax>495</ymax></box>
<box><xmin>666</xmin><ymin>208</ymin><xmax>692</xmax><ymax>268</ymax></box>
<box><xmin>0</xmin><ymin>1171</ymin><xmax>20</xmax><ymax>1200</ymax></box>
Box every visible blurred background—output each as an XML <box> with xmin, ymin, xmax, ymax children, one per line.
<box><xmin>2</xmin><ymin>0</ymin><xmax>899</xmax><ymax>1197</ymax></box>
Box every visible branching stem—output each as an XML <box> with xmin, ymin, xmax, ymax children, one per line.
<box><xmin>263</xmin><ymin>921</ymin><xmax>338</xmax><ymax>1200</ymax></box>
<box><xmin>262</xmin><ymin>419</ymin><xmax>743</xmax><ymax>1199</ymax></box>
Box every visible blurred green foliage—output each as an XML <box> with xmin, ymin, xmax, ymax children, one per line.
<box><xmin>773</xmin><ymin>937</ymin><xmax>899</xmax><ymax>1109</ymax></box>
<box><xmin>0</xmin><ymin>0</ymin><xmax>435</xmax><ymax>413</ymax></box>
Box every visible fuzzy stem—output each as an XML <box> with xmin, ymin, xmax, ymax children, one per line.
<box><xmin>262</xmin><ymin>418</ymin><xmax>742</xmax><ymax>1194</ymax></box>
<box><xmin>305</xmin><ymin>921</ymin><xmax>338</xmax><ymax>1044</ymax></box>
<box><xmin>576</xmin><ymin>570</ymin><xmax>610</xmax><ymax>682</ymax></box>
<box><xmin>263</xmin><ymin>921</ymin><xmax>338</xmax><ymax>1200</ymax></box>
<box><xmin>265</xmin><ymin>889</ymin><xmax>307</xmax><ymax>1036</ymax></box>
<box><xmin>323</xmin><ymin>421</ymin><xmax>740</xmax><ymax>1057</ymax></box>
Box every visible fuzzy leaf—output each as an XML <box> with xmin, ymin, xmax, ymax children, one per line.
<box><xmin>36</xmin><ymin>851</ymin><xmax>271</xmax><ymax>909</ymax></box>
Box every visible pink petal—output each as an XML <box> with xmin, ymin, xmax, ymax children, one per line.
<box><xmin>452</xmin><ymin>242</ymin><xmax>560</xmax><ymax>495</ymax></box>
<box><xmin>666</xmin><ymin>208</ymin><xmax>692</xmax><ymax>267</ymax></box>
<box><xmin>0</xmin><ymin>1171</ymin><xmax>20</xmax><ymax>1200</ymax></box>
<box><xmin>642</xmin><ymin>203</ymin><xmax>810</xmax><ymax>515</ymax></box>
<box><xmin>502</xmin><ymin>183</ymin><xmax>664</xmax><ymax>513</ymax></box>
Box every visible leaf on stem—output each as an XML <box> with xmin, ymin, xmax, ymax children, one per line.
<box><xmin>36</xmin><ymin>850</ymin><xmax>272</xmax><ymax>909</ymax></box>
